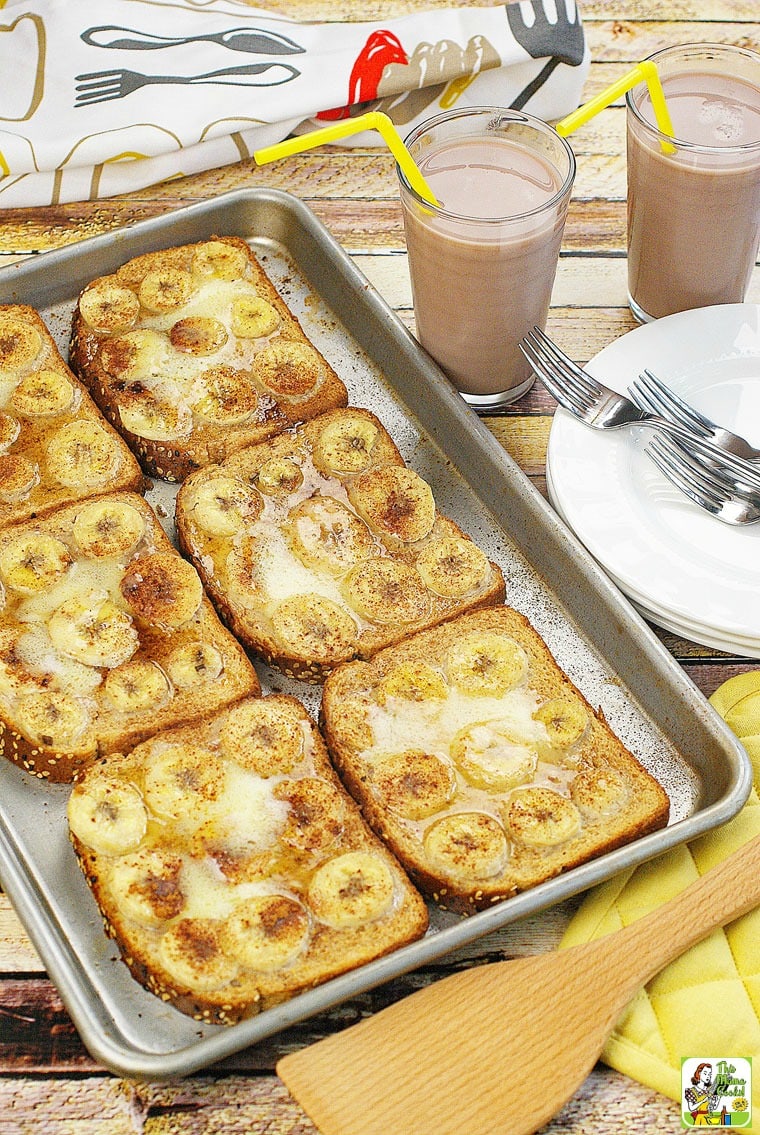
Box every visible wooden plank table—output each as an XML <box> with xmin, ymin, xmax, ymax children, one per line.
<box><xmin>0</xmin><ymin>1</ymin><xmax>757</xmax><ymax>1130</ymax></box>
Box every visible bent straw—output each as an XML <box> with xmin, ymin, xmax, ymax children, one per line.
<box><xmin>556</xmin><ymin>61</ymin><xmax>676</xmax><ymax>152</ymax></box>
<box><xmin>254</xmin><ymin>110</ymin><xmax>440</xmax><ymax>206</ymax></box>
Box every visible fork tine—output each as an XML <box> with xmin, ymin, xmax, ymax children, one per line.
<box><xmin>522</xmin><ymin>333</ymin><xmax>598</xmax><ymax>406</ymax></box>
<box><xmin>640</xmin><ymin>369</ymin><xmax>713</xmax><ymax>434</ymax></box>
<box><xmin>646</xmin><ymin>438</ymin><xmax>725</xmax><ymax>513</ymax></box>
<box><xmin>528</xmin><ymin>327</ymin><xmax>602</xmax><ymax>399</ymax></box>
<box><xmin>648</xmin><ymin>436</ymin><xmax>732</xmax><ymax>498</ymax></box>
<box><xmin>519</xmin><ymin>339</ymin><xmax>596</xmax><ymax>414</ymax></box>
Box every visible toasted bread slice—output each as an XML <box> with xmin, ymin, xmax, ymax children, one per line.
<box><xmin>69</xmin><ymin>236</ymin><xmax>348</xmax><ymax>481</ymax></box>
<box><xmin>321</xmin><ymin>606</ymin><xmax>670</xmax><ymax>913</ymax></box>
<box><xmin>67</xmin><ymin>694</ymin><xmax>429</xmax><ymax>1024</ymax></box>
<box><xmin>175</xmin><ymin>407</ymin><xmax>506</xmax><ymax>681</ymax></box>
<box><xmin>0</xmin><ymin>491</ymin><xmax>259</xmax><ymax>782</ymax></box>
<box><xmin>0</xmin><ymin>305</ymin><xmax>143</xmax><ymax>526</ymax></box>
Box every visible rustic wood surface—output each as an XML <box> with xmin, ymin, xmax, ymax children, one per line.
<box><xmin>0</xmin><ymin>1</ymin><xmax>758</xmax><ymax>1131</ymax></box>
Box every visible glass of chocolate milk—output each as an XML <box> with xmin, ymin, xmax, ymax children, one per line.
<box><xmin>397</xmin><ymin>107</ymin><xmax>575</xmax><ymax>408</ymax></box>
<box><xmin>626</xmin><ymin>43</ymin><xmax>760</xmax><ymax>322</ymax></box>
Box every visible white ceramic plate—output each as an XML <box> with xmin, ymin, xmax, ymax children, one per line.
<box><xmin>546</xmin><ymin>304</ymin><xmax>760</xmax><ymax>654</ymax></box>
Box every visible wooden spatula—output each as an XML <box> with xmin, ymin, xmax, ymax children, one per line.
<box><xmin>278</xmin><ymin>831</ymin><xmax>760</xmax><ymax>1135</ymax></box>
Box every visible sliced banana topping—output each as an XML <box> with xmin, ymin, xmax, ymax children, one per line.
<box><xmin>16</xmin><ymin>688</ymin><xmax>92</xmax><ymax>752</ymax></box>
<box><xmin>158</xmin><ymin>917</ymin><xmax>238</xmax><ymax>992</ymax></box>
<box><xmin>78</xmin><ymin>281</ymin><xmax>141</xmax><ymax>334</ymax></box>
<box><xmin>48</xmin><ymin>593</ymin><xmax>139</xmax><ymax>669</ymax></box>
<box><xmin>104</xmin><ymin>659</ymin><xmax>171</xmax><ymax>712</ymax></box>
<box><xmin>119</xmin><ymin>390</ymin><xmax>192</xmax><ymax>442</ymax></box>
<box><xmin>286</xmin><ymin>497</ymin><xmax>373</xmax><ymax>576</ymax></box>
<box><xmin>0</xmin><ymin>532</ymin><xmax>71</xmax><ymax>594</ymax></box>
<box><xmin>225</xmin><ymin>534</ymin><xmax>269</xmax><ymax>602</ymax></box>
<box><xmin>46</xmin><ymin>420</ymin><xmax>122</xmax><ymax>488</ymax></box>
<box><xmin>276</xmin><ymin>776</ymin><xmax>346</xmax><ymax>856</ymax></box>
<box><xmin>230</xmin><ymin>295</ymin><xmax>280</xmax><ymax>339</ymax></box>
<box><xmin>533</xmin><ymin>698</ymin><xmax>589</xmax><ymax>760</ymax></box>
<box><xmin>222</xmin><ymin>895</ymin><xmax>309</xmax><ymax>971</ymax></box>
<box><xmin>376</xmin><ymin>660</ymin><xmax>448</xmax><ymax>704</ymax></box>
<box><xmin>349</xmin><ymin>466</ymin><xmax>436</xmax><ymax>545</ymax></box>
<box><xmin>138</xmin><ymin>268</ymin><xmax>195</xmax><ymax>314</ymax></box>
<box><xmin>0</xmin><ymin>455</ymin><xmax>40</xmax><ymax>503</ymax></box>
<box><xmin>68</xmin><ymin>775</ymin><xmax>147</xmax><ymax>856</ymax></box>
<box><xmin>188</xmin><ymin>474</ymin><xmax>263</xmax><ymax>538</ymax></box>
<box><xmin>73</xmin><ymin>499</ymin><xmax>146</xmax><ymax>559</ymax></box>
<box><xmin>271</xmin><ymin>593</ymin><xmax>358</xmax><ymax>665</ymax></box>
<box><xmin>120</xmin><ymin>552</ymin><xmax>203</xmax><ymax>629</ymax></box>
<box><xmin>143</xmin><ymin>742</ymin><xmax>227</xmax><ymax>822</ymax></box>
<box><xmin>169</xmin><ymin>316</ymin><xmax>229</xmax><ymax>356</ymax></box>
<box><xmin>450</xmin><ymin>721</ymin><xmax>537</xmax><ymax>792</ymax></box>
<box><xmin>307</xmin><ymin>850</ymin><xmax>395</xmax><ymax>928</ymax></box>
<box><xmin>219</xmin><ymin>698</ymin><xmax>305</xmax><ymax>776</ymax></box>
<box><xmin>0</xmin><ymin>412</ymin><xmax>20</xmax><ymax>453</ymax></box>
<box><xmin>192</xmin><ymin>365</ymin><xmax>259</xmax><ymax>426</ymax></box>
<box><xmin>373</xmin><ymin>750</ymin><xmax>454</xmax><ymax>820</ymax></box>
<box><xmin>504</xmin><ymin>787</ymin><xmax>583</xmax><ymax>847</ymax></box>
<box><xmin>570</xmin><ymin>767</ymin><xmax>628</xmax><ymax>818</ymax></box>
<box><xmin>109</xmin><ymin>847</ymin><xmax>185</xmax><ymax>926</ymax></box>
<box><xmin>192</xmin><ymin>239</ymin><xmax>249</xmax><ymax>281</ymax></box>
<box><xmin>11</xmin><ymin>368</ymin><xmax>76</xmax><ymax>418</ymax></box>
<box><xmin>416</xmin><ymin>536</ymin><xmax>490</xmax><ymax>598</ymax></box>
<box><xmin>252</xmin><ymin>340</ymin><xmax>322</xmax><ymax>398</ymax></box>
<box><xmin>100</xmin><ymin>329</ymin><xmax>167</xmax><ymax>382</ymax></box>
<box><xmin>344</xmin><ymin>557</ymin><xmax>430</xmax><ymax>626</ymax></box>
<box><xmin>256</xmin><ymin>456</ymin><xmax>304</xmax><ymax>496</ymax></box>
<box><xmin>423</xmin><ymin>812</ymin><xmax>509</xmax><ymax>881</ymax></box>
<box><xmin>165</xmin><ymin>641</ymin><xmax>224</xmax><ymax>688</ymax></box>
<box><xmin>445</xmin><ymin>632</ymin><xmax>528</xmax><ymax>697</ymax></box>
<box><xmin>0</xmin><ymin>318</ymin><xmax>42</xmax><ymax>370</ymax></box>
<box><xmin>312</xmin><ymin>413</ymin><xmax>379</xmax><ymax>476</ymax></box>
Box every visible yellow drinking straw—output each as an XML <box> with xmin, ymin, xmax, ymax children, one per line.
<box><xmin>254</xmin><ymin>110</ymin><xmax>440</xmax><ymax>206</ymax></box>
<box><xmin>556</xmin><ymin>60</ymin><xmax>676</xmax><ymax>152</ymax></box>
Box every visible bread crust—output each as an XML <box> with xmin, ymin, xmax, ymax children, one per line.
<box><xmin>321</xmin><ymin>606</ymin><xmax>671</xmax><ymax>913</ymax></box>
<box><xmin>68</xmin><ymin>694</ymin><xmax>428</xmax><ymax>1024</ymax></box>
<box><xmin>69</xmin><ymin>236</ymin><xmax>348</xmax><ymax>481</ymax></box>
<box><xmin>175</xmin><ymin>407</ymin><xmax>506</xmax><ymax>681</ymax></box>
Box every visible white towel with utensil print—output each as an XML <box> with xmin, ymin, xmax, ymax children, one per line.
<box><xmin>0</xmin><ymin>0</ymin><xmax>589</xmax><ymax>207</ymax></box>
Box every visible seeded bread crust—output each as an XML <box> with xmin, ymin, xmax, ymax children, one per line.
<box><xmin>69</xmin><ymin>236</ymin><xmax>348</xmax><ymax>482</ymax></box>
<box><xmin>0</xmin><ymin>492</ymin><xmax>259</xmax><ymax>782</ymax></box>
<box><xmin>0</xmin><ymin>304</ymin><xmax>144</xmax><ymax>526</ymax></box>
<box><xmin>320</xmin><ymin>606</ymin><xmax>670</xmax><ymax>913</ymax></box>
<box><xmin>68</xmin><ymin>694</ymin><xmax>429</xmax><ymax>1024</ymax></box>
<box><xmin>175</xmin><ymin>407</ymin><xmax>506</xmax><ymax>682</ymax></box>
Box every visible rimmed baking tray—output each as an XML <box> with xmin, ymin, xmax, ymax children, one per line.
<box><xmin>0</xmin><ymin>188</ymin><xmax>751</xmax><ymax>1079</ymax></box>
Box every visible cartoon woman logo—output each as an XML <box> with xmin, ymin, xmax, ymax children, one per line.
<box><xmin>683</xmin><ymin>1063</ymin><xmax>724</xmax><ymax>1126</ymax></box>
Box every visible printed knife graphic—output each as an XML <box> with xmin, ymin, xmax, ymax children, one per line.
<box><xmin>80</xmin><ymin>25</ymin><xmax>305</xmax><ymax>55</ymax></box>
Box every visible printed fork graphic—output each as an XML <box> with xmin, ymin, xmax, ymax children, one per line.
<box><xmin>74</xmin><ymin>62</ymin><xmax>300</xmax><ymax>105</ymax></box>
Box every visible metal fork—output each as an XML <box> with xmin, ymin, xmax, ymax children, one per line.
<box><xmin>647</xmin><ymin>434</ymin><xmax>760</xmax><ymax>525</ymax></box>
<box><xmin>519</xmin><ymin>326</ymin><xmax>760</xmax><ymax>493</ymax></box>
<box><xmin>629</xmin><ymin>368</ymin><xmax>760</xmax><ymax>463</ymax></box>
<box><xmin>74</xmin><ymin>62</ymin><xmax>299</xmax><ymax>105</ymax></box>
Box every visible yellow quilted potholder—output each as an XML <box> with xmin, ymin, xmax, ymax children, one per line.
<box><xmin>561</xmin><ymin>672</ymin><xmax>760</xmax><ymax>1115</ymax></box>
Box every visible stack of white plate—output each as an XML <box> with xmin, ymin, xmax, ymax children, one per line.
<box><xmin>545</xmin><ymin>304</ymin><xmax>760</xmax><ymax>658</ymax></box>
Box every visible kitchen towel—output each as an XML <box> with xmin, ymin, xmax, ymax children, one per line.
<box><xmin>0</xmin><ymin>0</ymin><xmax>589</xmax><ymax>207</ymax></box>
<box><xmin>561</xmin><ymin>671</ymin><xmax>760</xmax><ymax>1122</ymax></box>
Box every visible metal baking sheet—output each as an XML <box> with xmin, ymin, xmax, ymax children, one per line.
<box><xmin>0</xmin><ymin>189</ymin><xmax>751</xmax><ymax>1079</ymax></box>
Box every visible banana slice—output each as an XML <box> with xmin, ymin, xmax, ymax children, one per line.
<box><xmin>344</xmin><ymin>558</ymin><xmax>430</xmax><ymax>626</ymax></box>
<box><xmin>68</xmin><ymin>775</ymin><xmax>147</xmax><ymax>856</ymax></box>
<box><xmin>192</xmin><ymin>365</ymin><xmax>259</xmax><ymax>427</ymax></box>
<box><xmin>256</xmin><ymin>456</ymin><xmax>303</xmax><ymax>496</ymax></box>
<box><xmin>423</xmin><ymin>812</ymin><xmax>509</xmax><ymax>881</ymax></box>
<box><xmin>11</xmin><ymin>368</ymin><xmax>76</xmax><ymax>418</ymax></box>
<box><xmin>169</xmin><ymin>316</ymin><xmax>228</xmax><ymax>356</ymax></box>
<box><xmin>0</xmin><ymin>455</ymin><xmax>40</xmax><ymax>502</ymax></box>
<box><xmin>376</xmin><ymin>660</ymin><xmax>448</xmax><ymax>704</ymax></box>
<box><xmin>108</xmin><ymin>847</ymin><xmax>185</xmax><ymax>927</ymax></box>
<box><xmin>73</xmin><ymin>499</ymin><xmax>146</xmax><ymax>559</ymax></box>
<box><xmin>120</xmin><ymin>552</ymin><xmax>203</xmax><ymax>629</ymax></box>
<box><xmin>165</xmin><ymin>641</ymin><xmax>224</xmax><ymax>689</ymax></box>
<box><xmin>158</xmin><ymin>917</ymin><xmax>238</xmax><ymax>992</ymax></box>
<box><xmin>100</xmin><ymin>329</ymin><xmax>167</xmax><ymax>382</ymax></box>
<box><xmin>416</xmin><ymin>536</ymin><xmax>490</xmax><ymax>598</ymax></box>
<box><xmin>192</xmin><ymin>239</ymin><xmax>249</xmax><ymax>281</ymax></box>
<box><xmin>286</xmin><ymin>497</ymin><xmax>373</xmax><ymax>576</ymax></box>
<box><xmin>219</xmin><ymin>698</ymin><xmax>305</xmax><ymax>776</ymax></box>
<box><xmin>46</xmin><ymin>420</ymin><xmax>122</xmax><ymax>489</ymax></box>
<box><xmin>0</xmin><ymin>413</ymin><xmax>20</xmax><ymax>453</ymax></box>
<box><xmin>143</xmin><ymin>742</ymin><xmax>227</xmax><ymax>822</ymax></box>
<box><xmin>373</xmin><ymin>750</ymin><xmax>454</xmax><ymax>819</ymax></box>
<box><xmin>533</xmin><ymin>698</ymin><xmax>589</xmax><ymax>760</ymax></box>
<box><xmin>0</xmin><ymin>318</ymin><xmax>42</xmax><ymax>370</ymax></box>
<box><xmin>48</xmin><ymin>593</ymin><xmax>139</xmax><ymax>669</ymax></box>
<box><xmin>570</xmin><ymin>767</ymin><xmax>628</xmax><ymax>818</ymax></box>
<box><xmin>222</xmin><ymin>894</ymin><xmax>309</xmax><ymax>972</ymax></box>
<box><xmin>138</xmin><ymin>268</ymin><xmax>195</xmax><ymax>314</ymax></box>
<box><xmin>252</xmin><ymin>340</ymin><xmax>323</xmax><ymax>398</ymax></box>
<box><xmin>276</xmin><ymin>777</ymin><xmax>346</xmax><ymax>856</ymax></box>
<box><xmin>78</xmin><ymin>281</ymin><xmax>140</xmax><ymax>334</ymax></box>
<box><xmin>349</xmin><ymin>467</ymin><xmax>436</xmax><ymax>545</ymax></box>
<box><xmin>104</xmin><ymin>659</ymin><xmax>170</xmax><ymax>712</ymax></box>
<box><xmin>271</xmin><ymin>593</ymin><xmax>358</xmax><ymax>665</ymax></box>
<box><xmin>119</xmin><ymin>390</ymin><xmax>192</xmax><ymax>443</ymax></box>
<box><xmin>504</xmin><ymin>787</ymin><xmax>582</xmax><ymax>847</ymax></box>
<box><xmin>230</xmin><ymin>295</ymin><xmax>280</xmax><ymax>339</ymax></box>
<box><xmin>445</xmin><ymin>632</ymin><xmax>529</xmax><ymax>697</ymax></box>
<box><xmin>188</xmin><ymin>474</ymin><xmax>263</xmax><ymax>538</ymax></box>
<box><xmin>16</xmin><ymin>688</ymin><xmax>92</xmax><ymax>752</ymax></box>
<box><xmin>312</xmin><ymin>412</ymin><xmax>379</xmax><ymax>476</ymax></box>
<box><xmin>450</xmin><ymin>721</ymin><xmax>537</xmax><ymax>792</ymax></box>
<box><xmin>0</xmin><ymin>531</ymin><xmax>71</xmax><ymax>594</ymax></box>
<box><xmin>307</xmin><ymin>850</ymin><xmax>395</xmax><ymax>928</ymax></box>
